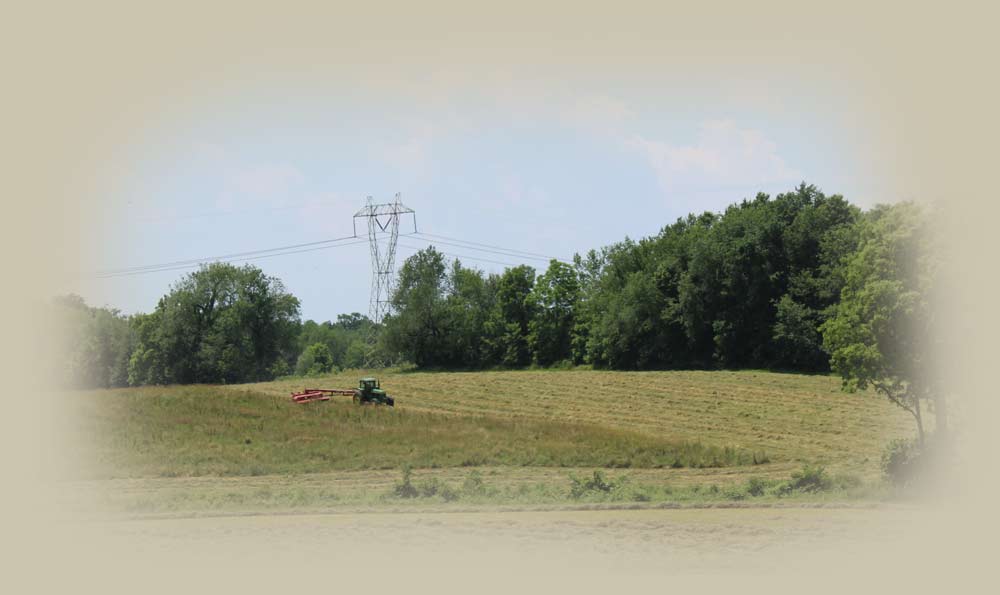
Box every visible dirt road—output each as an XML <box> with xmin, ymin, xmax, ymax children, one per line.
<box><xmin>22</xmin><ymin>502</ymin><xmax>983</xmax><ymax>593</ymax></box>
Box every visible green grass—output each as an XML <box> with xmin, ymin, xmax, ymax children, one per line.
<box><xmin>249</xmin><ymin>368</ymin><xmax>914</xmax><ymax>476</ymax></box>
<box><xmin>70</xmin><ymin>465</ymin><xmax>888</xmax><ymax>515</ymax></box>
<box><xmin>67</xmin><ymin>369</ymin><xmax>917</xmax><ymax>513</ymax></box>
<box><xmin>75</xmin><ymin>385</ymin><xmax>761</xmax><ymax>478</ymax></box>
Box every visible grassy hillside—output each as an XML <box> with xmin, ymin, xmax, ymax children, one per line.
<box><xmin>246</xmin><ymin>369</ymin><xmax>913</xmax><ymax>473</ymax></box>
<box><xmin>75</xmin><ymin>369</ymin><xmax>912</xmax><ymax>477</ymax></box>
<box><xmin>67</xmin><ymin>369</ymin><xmax>916</xmax><ymax>513</ymax></box>
<box><xmin>75</xmin><ymin>384</ymin><xmax>760</xmax><ymax>477</ymax></box>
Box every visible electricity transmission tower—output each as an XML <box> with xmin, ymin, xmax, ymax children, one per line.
<box><xmin>353</xmin><ymin>193</ymin><xmax>416</xmax><ymax>368</ymax></box>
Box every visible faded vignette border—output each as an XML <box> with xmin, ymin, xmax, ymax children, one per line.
<box><xmin>2</xmin><ymin>2</ymin><xmax>998</xmax><ymax>593</ymax></box>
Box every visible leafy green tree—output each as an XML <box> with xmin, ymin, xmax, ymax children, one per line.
<box><xmin>821</xmin><ymin>202</ymin><xmax>943</xmax><ymax>443</ymax></box>
<box><xmin>295</xmin><ymin>342</ymin><xmax>335</xmax><ymax>375</ymax></box>
<box><xmin>127</xmin><ymin>263</ymin><xmax>300</xmax><ymax>384</ymax></box>
<box><xmin>482</xmin><ymin>265</ymin><xmax>535</xmax><ymax>367</ymax></box>
<box><xmin>335</xmin><ymin>312</ymin><xmax>369</xmax><ymax>332</ymax></box>
<box><xmin>293</xmin><ymin>313</ymin><xmax>372</xmax><ymax>369</ymax></box>
<box><xmin>127</xmin><ymin>310</ymin><xmax>167</xmax><ymax>386</ymax></box>
<box><xmin>54</xmin><ymin>294</ymin><xmax>133</xmax><ymax>388</ymax></box>
<box><xmin>527</xmin><ymin>260</ymin><xmax>580</xmax><ymax>366</ymax></box>
<box><xmin>771</xmin><ymin>295</ymin><xmax>825</xmax><ymax>369</ymax></box>
<box><xmin>343</xmin><ymin>339</ymin><xmax>368</xmax><ymax>369</ymax></box>
<box><xmin>445</xmin><ymin>260</ymin><xmax>493</xmax><ymax>367</ymax></box>
<box><xmin>383</xmin><ymin>247</ymin><xmax>452</xmax><ymax>367</ymax></box>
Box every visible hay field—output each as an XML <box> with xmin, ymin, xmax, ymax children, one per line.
<box><xmin>67</xmin><ymin>369</ymin><xmax>916</xmax><ymax>514</ymax></box>
<box><xmin>247</xmin><ymin>369</ymin><xmax>912</xmax><ymax>474</ymax></box>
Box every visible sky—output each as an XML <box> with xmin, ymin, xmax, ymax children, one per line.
<box><xmin>66</xmin><ymin>68</ymin><xmax>897</xmax><ymax>323</ymax></box>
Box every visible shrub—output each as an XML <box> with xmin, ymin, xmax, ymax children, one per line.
<box><xmin>417</xmin><ymin>477</ymin><xmax>440</xmax><ymax>497</ymax></box>
<box><xmin>295</xmin><ymin>343</ymin><xmax>334</xmax><ymax>376</ymax></box>
<box><xmin>881</xmin><ymin>438</ymin><xmax>921</xmax><ymax>488</ymax></box>
<box><xmin>745</xmin><ymin>477</ymin><xmax>768</xmax><ymax>497</ymax></box>
<box><xmin>778</xmin><ymin>464</ymin><xmax>832</xmax><ymax>495</ymax></box>
<box><xmin>630</xmin><ymin>488</ymin><xmax>652</xmax><ymax>502</ymax></box>
<box><xmin>393</xmin><ymin>465</ymin><xmax>419</xmax><ymax>498</ymax></box>
<box><xmin>569</xmin><ymin>470</ymin><xmax>615</xmax><ymax>499</ymax></box>
<box><xmin>723</xmin><ymin>485</ymin><xmax>747</xmax><ymax>501</ymax></box>
<box><xmin>439</xmin><ymin>484</ymin><xmax>460</xmax><ymax>502</ymax></box>
<box><xmin>268</xmin><ymin>358</ymin><xmax>291</xmax><ymax>379</ymax></box>
<box><xmin>462</xmin><ymin>470</ymin><xmax>485</xmax><ymax>495</ymax></box>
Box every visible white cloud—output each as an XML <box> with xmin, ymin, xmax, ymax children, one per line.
<box><xmin>185</xmin><ymin>141</ymin><xmax>354</xmax><ymax>234</ymax></box>
<box><xmin>629</xmin><ymin>120</ymin><xmax>800</xmax><ymax>193</ymax></box>
<box><xmin>563</xmin><ymin>95</ymin><xmax>800</xmax><ymax>196</ymax></box>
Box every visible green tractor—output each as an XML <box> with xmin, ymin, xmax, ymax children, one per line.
<box><xmin>353</xmin><ymin>377</ymin><xmax>395</xmax><ymax>407</ymax></box>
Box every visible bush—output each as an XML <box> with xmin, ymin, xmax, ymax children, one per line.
<box><xmin>268</xmin><ymin>358</ymin><xmax>291</xmax><ymax>379</ymax></box>
<box><xmin>881</xmin><ymin>438</ymin><xmax>922</xmax><ymax>488</ymax></box>
<box><xmin>746</xmin><ymin>477</ymin><xmax>768</xmax><ymax>497</ymax></box>
<box><xmin>295</xmin><ymin>343</ymin><xmax>334</xmax><ymax>376</ymax></box>
<box><xmin>569</xmin><ymin>470</ymin><xmax>615</xmax><ymax>499</ymax></box>
<box><xmin>629</xmin><ymin>488</ymin><xmax>652</xmax><ymax>502</ymax></box>
<box><xmin>393</xmin><ymin>465</ymin><xmax>419</xmax><ymax>498</ymax></box>
<box><xmin>417</xmin><ymin>477</ymin><xmax>440</xmax><ymax>497</ymax></box>
<box><xmin>723</xmin><ymin>485</ymin><xmax>747</xmax><ymax>501</ymax></box>
<box><xmin>439</xmin><ymin>484</ymin><xmax>460</xmax><ymax>502</ymax></box>
<box><xmin>343</xmin><ymin>340</ymin><xmax>367</xmax><ymax>369</ymax></box>
<box><xmin>462</xmin><ymin>470</ymin><xmax>486</xmax><ymax>495</ymax></box>
<box><xmin>788</xmin><ymin>464</ymin><xmax>831</xmax><ymax>492</ymax></box>
<box><xmin>390</xmin><ymin>467</ymin><xmax>459</xmax><ymax>501</ymax></box>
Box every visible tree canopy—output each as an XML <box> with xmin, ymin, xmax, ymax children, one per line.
<box><xmin>381</xmin><ymin>183</ymin><xmax>867</xmax><ymax>373</ymax></box>
<box><xmin>127</xmin><ymin>263</ymin><xmax>301</xmax><ymax>385</ymax></box>
<box><xmin>821</xmin><ymin>202</ymin><xmax>943</xmax><ymax>442</ymax></box>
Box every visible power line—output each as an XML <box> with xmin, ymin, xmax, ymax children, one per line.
<box><xmin>407</xmin><ymin>234</ymin><xmax>559</xmax><ymax>264</ymax></box>
<box><xmin>93</xmin><ymin>233</ymin><xmax>364</xmax><ymax>276</ymax></box>
<box><xmin>413</xmin><ymin>231</ymin><xmax>567</xmax><ymax>262</ymax></box>
<box><xmin>396</xmin><ymin>240</ymin><xmax>528</xmax><ymax>268</ymax></box>
<box><xmin>88</xmin><ymin>226</ymin><xmax>564</xmax><ymax>281</ymax></box>
<box><xmin>92</xmin><ymin>239</ymin><xmax>374</xmax><ymax>279</ymax></box>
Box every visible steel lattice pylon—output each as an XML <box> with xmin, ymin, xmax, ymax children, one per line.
<box><xmin>353</xmin><ymin>193</ymin><xmax>416</xmax><ymax>368</ymax></box>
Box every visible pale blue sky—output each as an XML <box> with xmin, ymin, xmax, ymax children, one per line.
<box><xmin>70</xmin><ymin>75</ymin><xmax>895</xmax><ymax>322</ymax></box>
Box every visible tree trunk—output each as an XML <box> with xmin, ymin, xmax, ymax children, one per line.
<box><xmin>912</xmin><ymin>395</ymin><xmax>925</xmax><ymax>445</ymax></box>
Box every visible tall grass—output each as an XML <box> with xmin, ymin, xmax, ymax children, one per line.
<box><xmin>76</xmin><ymin>385</ymin><xmax>759</xmax><ymax>478</ymax></box>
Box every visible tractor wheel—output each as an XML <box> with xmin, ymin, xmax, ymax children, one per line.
<box><xmin>353</xmin><ymin>393</ymin><xmax>360</xmax><ymax>404</ymax></box>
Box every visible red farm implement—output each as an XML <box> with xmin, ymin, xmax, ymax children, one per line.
<box><xmin>290</xmin><ymin>378</ymin><xmax>396</xmax><ymax>406</ymax></box>
<box><xmin>290</xmin><ymin>388</ymin><xmax>354</xmax><ymax>404</ymax></box>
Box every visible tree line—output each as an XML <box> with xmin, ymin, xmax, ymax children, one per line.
<box><xmin>56</xmin><ymin>264</ymin><xmax>375</xmax><ymax>388</ymax></box>
<box><xmin>385</xmin><ymin>184</ymin><xmax>874</xmax><ymax>372</ymax></box>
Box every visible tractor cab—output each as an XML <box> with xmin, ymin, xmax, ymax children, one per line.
<box><xmin>353</xmin><ymin>377</ymin><xmax>394</xmax><ymax>406</ymax></box>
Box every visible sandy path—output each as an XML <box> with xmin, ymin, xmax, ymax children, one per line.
<box><xmin>30</xmin><ymin>503</ymin><xmax>981</xmax><ymax>593</ymax></box>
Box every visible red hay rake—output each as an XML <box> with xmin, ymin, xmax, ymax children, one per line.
<box><xmin>290</xmin><ymin>388</ymin><xmax>354</xmax><ymax>404</ymax></box>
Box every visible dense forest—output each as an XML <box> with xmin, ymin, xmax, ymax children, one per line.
<box><xmin>58</xmin><ymin>184</ymin><xmax>934</xmax><ymax>404</ymax></box>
